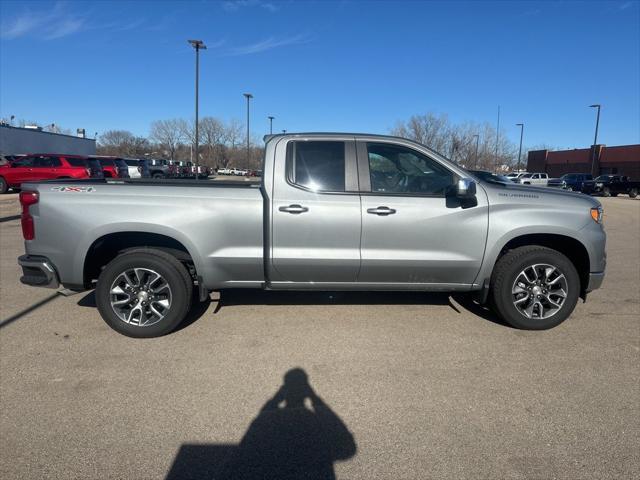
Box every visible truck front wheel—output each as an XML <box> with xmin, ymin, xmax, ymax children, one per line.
<box><xmin>96</xmin><ymin>249</ymin><xmax>193</xmax><ymax>338</ymax></box>
<box><xmin>490</xmin><ymin>246</ymin><xmax>580</xmax><ymax>330</ymax></box>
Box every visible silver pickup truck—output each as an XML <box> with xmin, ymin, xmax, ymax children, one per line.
<box><xmin>17</xmin><ymin>133</ymin><xmax>606</xmax><ymax>337</ymax></box>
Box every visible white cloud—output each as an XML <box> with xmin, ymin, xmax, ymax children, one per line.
<box><xmin>225</xmin><ymin>34</ymin><xmax>310</xmax><ymax>56</ymax></box>
<box><xmin>222</xmin><ymin>0</ymin><xmax>281</xmax><ymax>13</ymax></box>
<box><xmin>0</xmin><ymin>1</ymin><xmax>145</xmax><ymax>40</ymax></box>
<box><xmin>1</xmin><ymin>2</ymin><xmax>87</xmax><ymax>40</ymax></box>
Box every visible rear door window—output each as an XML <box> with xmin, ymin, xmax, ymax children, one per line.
<box><xmin>287</xmin><ymin>141</ymin><xmax>346</xmax><ymax>192</ymax></box>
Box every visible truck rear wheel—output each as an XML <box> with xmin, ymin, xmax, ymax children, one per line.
<box><xmin>96</xmin><ymin>249</ymin><xmax>193</xmax><ymax>338</ymax></box>
<box><xmin>629</xmin><ymin>188</ymin><xmax>638</xmax><ymax>198</ymax></box>
<box><xmin>490</xmin><ymin>246</ymin><xmax>580</xmax><ymax>330</ymax></box>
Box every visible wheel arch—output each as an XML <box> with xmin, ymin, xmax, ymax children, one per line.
<box><xmin>82</xmin><ymin>231</ymin><xmax>198</xmax><ymax>289</ymax></box>
<box><xmin>491</xmin><ymin>233</ymin><xmax>590</xmax><ymax>296</ymax></box>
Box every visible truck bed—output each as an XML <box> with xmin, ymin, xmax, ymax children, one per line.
<box><xmin>23</xmin><ymin>178</ymin><xmax>265</xmax><ymax>290</ymax></box>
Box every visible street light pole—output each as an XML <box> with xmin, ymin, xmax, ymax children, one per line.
<box><xmin>494</xmin><ymin>105</ymin><xmax>500</xmax><ymax>173</ymax></box>
<box><xmin>244</xmin><ymin>93</ymin><xmax>253</xmax><ymax>166</ymax></box>
<box><xmin>473</xmin><ymin>134</ymin><xmax>479</xmax><ymax>168</ymax></box>
<box><xmin>188</xmin><ymin>39</ymin><xmax>207</xmax><ymax>181</ymax></box>
<box><xmin>268</xmin><ymin>116</ymin><xmax>275</xmax><ymax>135</ymax></box>
<box><xmin>516</xmin><ymin>123</ymin><xmax>524</xmax><ymax>172</ymax></box>
<box><xmin>589</xmin><ymin>104</ymin><xmax>601</xmax><ymax>176</ymax></box>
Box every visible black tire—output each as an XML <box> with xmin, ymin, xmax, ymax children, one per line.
<box><xmin>95</xmin><ymin>249</ymin><xmax>193</xmax><ymax>338</ymax></box>
<box><xmin>602</xmin><ymin>187</ymin><xmax>611</xmax><ymax>197</ymax></box>
<box><xmin>629</xmin><ymin>188</ymin><xmax>638</xmax><ymax>198</ymax></box>
<box><xmin>490</xmin><ymin>246</ymin><xmax>580</xmax><ymax>330</ymax></box>
<box><xmin>152</xmin><ymin>173</ymin><xmax>164</xmax><ymax>179</ymax></box>
<box><xmin>0</xmin><ymin>177</ymin><xmax>7</xmax><ymax>194</ymax></box>
<box><xmin>611</xmin><ymin>193</ymin><xmax>618</xmax><ymax>197</ymax></box>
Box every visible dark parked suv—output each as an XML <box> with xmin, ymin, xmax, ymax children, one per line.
<box><xmin>548</xmin><ymin>173</ymin><xmax>593</xmax><ymax>192</ymax></box>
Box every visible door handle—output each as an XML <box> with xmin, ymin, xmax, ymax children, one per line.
<box><xmin>367</xmin><ymin>206</ymin><xmax>396</xmax><ymax>216</ymax></box>
<box><xmin>279</xmin><ymin>204</ymin><xmax>309</xmax><ymax>214</ymax></box>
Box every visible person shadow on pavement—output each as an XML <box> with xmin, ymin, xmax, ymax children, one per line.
<box><xmin>166</xmin><ymin>368</ymin><xmax>357</xmax><ymax>480</ymax></box>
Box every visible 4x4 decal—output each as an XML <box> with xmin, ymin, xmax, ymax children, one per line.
<box><xmin>51</xmin><ymin>186</ymin><xmax>96</xmax><ymax>192</ymax></box>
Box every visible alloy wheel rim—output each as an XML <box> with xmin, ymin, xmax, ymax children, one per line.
<box><xmin>511</xmin><ymin>263</ymin><xmax>568</xmax><ymax>320</ymax></box>
<box><xmin>109</xmin><ymin>268</ymin><xmax>172</xmax><ymax>327</ymax></box>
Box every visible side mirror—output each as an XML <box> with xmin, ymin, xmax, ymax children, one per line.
<box><xmin>456</xmin><ymin>178</ymin><xmax>476</xmax><ymax>198</ymax></box>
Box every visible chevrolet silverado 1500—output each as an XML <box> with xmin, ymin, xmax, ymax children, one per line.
<box><xmin>17</xmin><ymin>133</ymin><xmax>606</xmax><ymax>337</ymax></box>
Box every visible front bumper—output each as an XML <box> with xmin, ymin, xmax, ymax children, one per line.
<box><xmin>586</xmin><ymin>272</ymin><xmax>605</xmax><ymax>292</ymax></box>
<box><xmin>18</xmin><ymin>255</ymin><xmax>60</xmax><ymax>289</ymax></box>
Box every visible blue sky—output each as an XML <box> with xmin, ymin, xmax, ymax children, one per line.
<box><xmin>1</xmin><ymin>0</ymin><xmax>639</xmax><ymax>149</ymax></box>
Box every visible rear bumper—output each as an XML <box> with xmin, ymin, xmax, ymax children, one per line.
<box><xmin>586</xmin><ymin>272</ymin><xmax>605</xmax><ymax>292</ymax></box>
<box><xmin>18</xmin><ymin>255</ymin><xmax>60</xmax><ymax>289</ymax></box>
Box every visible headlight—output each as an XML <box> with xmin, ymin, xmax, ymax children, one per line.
<box><xmin>590</xmin><ymin>206</ymin><xmax>603</xmax><ymax>224</ymax></box>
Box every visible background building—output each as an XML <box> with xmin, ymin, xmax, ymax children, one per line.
<box><xmin>0</xmin><ymin>124</ymin><xmax>96</xmax><ymax>156</ymax></box>
<box><xmin>527</xmin><ymin>144</ymin><xmax>640</xmax><ymax>178</ymax></box>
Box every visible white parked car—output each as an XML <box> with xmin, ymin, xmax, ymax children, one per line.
<box><xmin>124</xmin><ymin>159</ymin><xmax>142</xmax><ymax>178</ymax></box>
<box><xmin>518</xmin><ymin>173</ymin><xmax>549</xmax><ymax>186</ymax></box>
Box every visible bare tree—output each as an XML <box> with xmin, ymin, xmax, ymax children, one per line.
<box><xmin>98</xmin><ymin>130</ymin><xmax>149</xmax><ymax>157</ymax></box>
<box><xmin>392</xmin><ymin>112</ymin><xmax>520</xmax><ymax>171</ymax></box>
<box><xmin>98</xmin><ymin>130</ymin><xmax>135</xmax><ymax>155</ymax></box>
<box><xmin>149</xmin><ymin>119</ymin><xmax>183</xmax><ymax>160</ymax></box>
<box><xmin>220</xmin><ymin>119</ymin><xmax>244</xmax><ymax>168</ymax></box>
<box><xmin>200</xmin><ymin>117</ymin><xmax>225</xmax><ymax>166</ymax></box>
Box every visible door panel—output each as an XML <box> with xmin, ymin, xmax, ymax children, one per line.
<box><xmin>271</xmin><ymin>138</ymin><xmax>361</xmax><ymax>283</ymax></box>
<box><xmin>7</xmin><ymin>156</ymin><xmax>35</xmax><ymax>184</ymax></box>
<box><xmin>359</xmin><ymin>195</ymin><xmax>488</xmax><ymax>284</ymax></box>
<box><xmin>357</xmin><ymin>140</ymin><xmax>488</xmax><ymax>286</ymax></box>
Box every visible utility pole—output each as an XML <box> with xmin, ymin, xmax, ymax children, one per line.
<box><xmin>589</xmin><ymin>104</ymin><xmax>601</xmax><ymax>176</ymax></box>
<box><xmin>244</xmin><ymin>93</ymin><xmax>253</xmax><ymax>165</ymax></box>
<box><xmin>516</xmin><ymin>123</ymin><xmax>524</xmax><ymax>172</ymax></box>
<box><xmin>473</xmin><ymin>134</ymin><xmax>479</xmax><ymax>168</ymax></box>
<box><xmin>188</xmin><ymin>39</ymin><xmax>207</xmax><ymax>180</ymax></box>
<box><xmin>268</xmin><ymin>116</ymin><xmax>275</xmax><ymax>134</ymax></box>
<box><xmin>494</xmin><ymin>105</ymin><xmax>500</xmax><ymax>173</ymax></box>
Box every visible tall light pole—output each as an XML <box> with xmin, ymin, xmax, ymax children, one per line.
<box><xmin>473</xmin><ymin>134</ymin><xmax>479</xmax><ymax>168</ymax></box>
<box><xmin>244</xmin><ymin>93</ymin><xmax>253</xmax><ymax>165</ymax></box>
<box><xmin>268</xmin><ymin>116</ymin><xmax>275</xmax><ymax>134</ymax></box>
<box><xmin>282</xmin><ymin>129</ymin><xmax>287</xmax><ymax>134</ymax></box>
<box><xmin>589</xmin><ymin>104</ymin><xmax>601</xmax><ymax>176</ymax></box>
<box><xmin>516</xmin><ymin>123</ymin><xmax>524</xmax><ymax>172</ymax></box>
<box><xmin>494</xmin><ymin>105</ymin><xmax>500</xmax><ymax>172</ymax></box>
<box><xmin>188</xmin><ymin>39</ymin><xmax>206</xmax><ymax>180</ymax></box>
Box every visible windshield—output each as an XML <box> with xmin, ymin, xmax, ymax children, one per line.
<box><xmin>520</xmin><ymin>173</ymin><xmax>533</xmax><ymax>178</ymax></box>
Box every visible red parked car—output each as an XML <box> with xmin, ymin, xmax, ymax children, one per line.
<box><xmin>0</xmin><ymin>154</ymin><xmax>95</xmax><ymax>194</ymax></box>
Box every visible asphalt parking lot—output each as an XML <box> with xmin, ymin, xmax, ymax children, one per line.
<box><xmin>1</xmin><ymin>195</ymin><xmax>638</xmax><ymax>479</ymax></box>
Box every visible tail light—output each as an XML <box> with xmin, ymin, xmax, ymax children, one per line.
<box><xmin>85</xmin><ymin>168</ymin><xmax>91</xmax><ymax>177</ymax></box>
<box><xmin>19</xmin><ymin>191</ymin><xmax>39</xmax><ymax>240</ymax></box>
